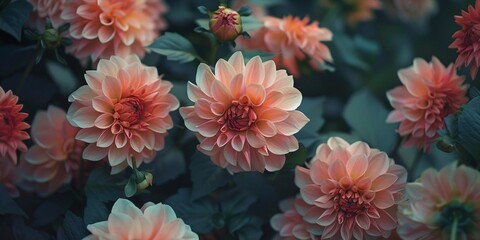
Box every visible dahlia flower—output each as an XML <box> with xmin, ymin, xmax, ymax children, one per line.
<box><xmin>295</xmin><ymin>137</ymin><xmax>407</xmax><ymax>239</ymax></box>
<box><xmin>17</xmin><ymin>105</ymin><xmax>84</xmax><ymax>196</ymax></box>
<box><xmin>27</xmin><ymin>0</ymin><xmax>66</xmax><ymax>30</ymax></box>
<box><xmin>1</xmin><ymin>160</ymin><xmax>19</xmax><ymax>197</ymax></box>
<box><xmin>397</xmin><ymin>163</ymin><xmax>480</xmax><ymax>239</ymax></box>
<box><xmin>450</xmin><ymin>0</ymin><xmax>480</xmax><ymax>79</ymax></box>
<box><xmin>263</xmin><ymin>16</ymin><xmax>333</xmax><ymax>77</ymax></box>
<box><xmin>84</xmin><ymin>198</ymin><xmax>199</xmax><ymax>240</ymax></box>
<box><xmin>180</xmin><ymin>51</ymin><xmax>309</xmax><ymax>173</ymax></box>
<box><xmin>67</xmin><ymin>55</ymin><xmax>179</xmax><ymax>173</ymax></box>
<box><xmin>385</xmin><ymin>0</ymin><xmax>437</xmax><ymax>23</ymax></box>
<box><xmin>270</xmin><ymin>196</ymin><xmax>323</xmax><ymax>239</ymax></box>
<box><xmin>209</xmin><ymin>6</ymin><xmax>242</xmax><ymax>42</ymax></box>
<box><xmin>61</xmin><ymin>0</ymin><xmax>168</xmax><ymax>63</ymax></box>
<box><xmin>321</xmin><ymin>0</ymin><xmax>381</xmax><ymax>26</ymax></box>
<box><xmin>0</xmin><ymin>87</ymin><xmax>29</xmax><ymax>164</ymax></box>
<box><xmin>233</xmin><ymin>0</ymin><xmax>268</xmax><ymax>53</ymax></box>
<box><xmin>386</xmin><ymin>57</ymin><xmax>468</xmax><ymax>151</ymax></box>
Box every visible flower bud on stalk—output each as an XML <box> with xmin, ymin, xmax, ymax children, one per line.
<box><xmin>136</xmin><ymin>171</ymin><xmax>153</xmax><ymax>190</ymax></box>
<box><xmin>209</xmin><ymin>6</ymin><xmax>242</xmax><ymax>42</ymax></box>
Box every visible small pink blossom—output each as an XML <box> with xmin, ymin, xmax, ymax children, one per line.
<box><xmin>209</xmin><ymin>6</ymin><xmax>242</xmax><ymax>42</ymax></box>
<box><xmin>180</xmin><ymin>51</ymin><xmax>309</xmax><ymax>173</ymax></box>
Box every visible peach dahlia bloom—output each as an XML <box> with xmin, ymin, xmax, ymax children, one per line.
<box><xmin>386</xmin><ymin>57</ymin><xmax>468</xmax><ymax>151</ymax></box>
<box><xmin>27</xmin><ymin>0</ymin><xmax>66</xmax><ymax>30</ymax></box>
<box><xmin>180</xmin><ymin>52</ymin><xmax>309</xmax><ymax>173</ymax></box>
<box><xmin>84</xmin><ymin>198</ymin><xmax>199</xmax><ymax>240</ymax></box>
<box><xmin>270</xmin><ymin>196</ymin><xmax>323</xmax><ymax>240</ymax></box>
<box><xmin>61</xmin><ymin>0</ymin><xmax>168</xmax><ymax>63</ymax></box>
<box><xmin>1</xmin><ymin>160</ymin><xmax>19</xmax><ymax>197</ymax></box>
<box><xmin>0</xmin><ymin>87</ymin><xmax>29</xmax><ymax>164</ymax></box>
<box><xmin>295</xmin><ymin>137</ymin><xmax>407</xmax><ymax>239</ymax></box>
<box><xmin>67</xmin><ymin>55</ymin><xmax>179</xmax><ymax>173</ymax></box>
<box><xmin>17</xmin><ymin>105</ymin><xmax>84</xmax><ymax>196</ymax></box>
<box><xmin>262</xmin><ymin>16</ymin><xmax>333</xmax><ymax>77</ymax></box>
<box><xmin>385</xmin><ymin>0</ymin><xmax>437</xmax><ymax>23</ymax></box>
<box><xmin>450</xmin><ymin>1</ymin><xmax>480</xmax><ymax>79</ymax></box>
<box><xmin>397</xmin><ymin>163</ymin><xmax>480</xmax><ymax>239</ymax></box>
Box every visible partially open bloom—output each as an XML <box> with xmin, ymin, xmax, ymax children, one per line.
<box><xmin>0</xmin><ymin>87</ymin><xmax>29</xmax><ymax>164</ymax></box>
<box><xmin>386</xmin><ymin>57</ymin><xmax>468</xmax><ymax>151</ymax></box>
<box><xmin>384</xmin><ymin>0</ymin><xmax>437</xmax><ymax>23</ymax></box>
<box><xmin>270</xmin><ymin>196</ymin><xmax>323</xmax><ymax>239</ymax></box>
<box><xmin>263</xmin><ymin>16</ymin><xmax>333</xmax><ymax>77</ymax></box>
<box><xmin>321</xmin><ymin>0</ymin><xmax>381</xmax><ymax>26</ymax></box>
<box><xmin>210</xmin><ymin>6</ymin><xmax>242</xmax><ymax>42</ymax></box>
<box><xmin>180</xmin><ymin>52</ymin><xmax>309</xmax><ymax>173</ymax></box>
<box><xmin>397</xmin><ymin>163</ymin><xmax>480</xmax><ymax>239</ymax></box>
<box><xmin>84</xmin><ymin>198</ymin><xmax>199</xmax><ymax>240</ymax></box>
<box><xmin>17</xmin><ymin>105</ymin><xmax>84</xmax><ymax>196</ymax></box>
<box><xmin>67</xmin><ymin>55</ymin><xmax>179</xmax><ymax>173</ymax></box>
<box><xmin>1</xmin><ymin>160</ymin><xmax>19</xmax><ymax>197</ymax></box>
<box><xmin>450</xmin><ymin>1</ymin><xmax>480</xmax><ymax>79</ymax></box>
<box><xmin>295</xmin><ymin>137</ymin><xmax>407</xmax><ymax>239</ymax></box>
<box><xmin>61</xmin><ymin>0</ymin><xmax>168</xmax><ymax>63</ymax></box>
<box><xmin>27</xmin><ymin>0</ymin><xmax>66</xmax><ymax>30</ymax></box>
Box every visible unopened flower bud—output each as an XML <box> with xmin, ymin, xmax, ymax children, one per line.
<box><xmin>136</xmin><ymin>172</ymin><xmax>153</xmax><ymax>190</ymax></box>
<box><xmin>43</xmin><ymin>29</ymin><xmax>61</xmax><ymax>49</ymax></box>
<box><xmin>209</xmin><ymin>6</ymin><xmax>242</xmax><ymax>42</ymax></box>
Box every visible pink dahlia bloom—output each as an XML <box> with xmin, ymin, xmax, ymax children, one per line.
<box><xmin>386</xmin><ymin>57</ymin><xmax>468</xmax><ymax>151</ymax></box>
<box><xmin>295</xmin><ymin>137</ymin><xmax>407</xmax><ymax>239</ymax></box>
<box><xmin>270</xmin><ymin>196</ymin><xmax>323</xmax><ymax>240</ymax></box>
<box><xmin>16</xmin><ymin>105</ymin><xmax>84</xmax><ymax>196</ymax></box>
<box><xmin>27</xmin><ymin>0</ymin><xmax>66</xmax><ymax>30</ymax></box>
<box><xmin>398</xmin><ymin>163</ymin><xmax>480</xmax><ymax>239</ymax></box>
<box><xmin>385</xmin><ymin>0</ymin><xmax>437</xmax><ymax>23</ymax></box>
<box><xmin>84</xmin><ymin>198</ymin><xmax>199</xmax><ymax>240</ymax></box>
<box><xmin>67</xmin><ymin>55</ymin><xmax>179</xmax><ymax>173</ymax></box>
<box><xmin>450</xmin><ymin>1</ymin><xmax>480</xmax><ymax>79</ymax></box>
<box><xmin>61</xmin><ymin>0</ymin><xmax>168</xmax><ymax>63</ymax></box>
<box><xmin>1</xmin><ymin>160</ymin><xmax>19</xmax><ymax>197</ymax></box>
<box><xmin>180</xmin><ymin>51</ymin><xmax>309</xmax><ymax>173</ymax></box>
<box><xmin>0</xmin><ymin>87</ymin><xmax>29</xmax><ymax>164</ymax></box>
<box><xmin>262</xmin><ymin>16</ymin><xmax>333</xmax><ymax>77</ymax></box>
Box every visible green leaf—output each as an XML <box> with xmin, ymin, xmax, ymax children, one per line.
<box><xmin>56</xmin><ymin>211</ymin><xmax>88</xmax><ymax>240</ymax></box>
<box><xmin>83</xmin><ymin>199</ymin><xmax>109</xmax><ymax>226</ymax></box>
<box><xmin>32</xmin><ymin>192</ymin><xmax>74</xmax><ymax>227</ymax></box>
<box><xmin>0</xmin><ymin>0</ymin><xmax>32</xmax><ymax>41</ymax></box>
<box><xmin>219</xmin><ymin>188</ymin><xmax>256</xmax><ymax>216</ymax></box>
<box><xmin>283</xmin><ymin>143</ymin><xmax>308</xmax><ymax>170</ymax></box>
<box><xmin>12</xmin><ymin>217</ymin><xmax>54</xmax><ymax>240</ymax></box>
<box><xmin>84</xmin><ymin>167</ymin><xmax>125</xmax><ymax>203</ymax></box>
<box><xmin>140</xmin><ymin>147</ymin><xmax>186</xmax><ymax>185</ymax></box>
<box><xmin>458</xmin><ymin>96</ymin><xmax>480</xmax><ymax>161</ymax></box>
<box><xmin>189</xmin><ymin>152</ymin><xmax>232</xmax><ymax>200</ymax></box>
<box><xmin>0</xmin><ymin>186</ymin><xmax>26</xmax><ymax>217</ymax></box>
<box><xmin>249</xmin><ymin>0</ymin><xmax>285</xmax><ymax>7</ymax></box>
<box><xmin>343</xmin><ymin>89</ymin><xmax>398</xmax><ymax>154</ymax></box>
<box><xmin>148</xmin><ymin>32</ymin><xmax>200</xmax><ymax>63</ymax></box>
<box><xmin>124</xmin><ymin>176</ymin><xmax>137</xmax><ymax>198</ymax></box>
<box><xmin>45</xmin><ymin>61</ymin><xmax>78</xmax><ymax>96</ymax></box>
<box><xmin>228</xmin><ymin>214</ymin><xmax>262</xmax><ymax>237</ymax></box>
<box><xmin>332</xmin><ymin>33</ymin><xmax>369</xmax><ymax>71</ymax></box>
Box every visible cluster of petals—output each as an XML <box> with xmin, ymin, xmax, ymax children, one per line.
<box><xmin>61</xmin><ymin>0</ymin><xmax>168</xmax><ymax>63</ymax></box>
<box><xmin>295</xmin><ymin>137</ymin><xmax>407</xmax><ymax>239</ymax></box>
<box><xmin>0</xmin><ymin>87</ymin><xmax>29</xmax><ymax>164</ymax></box>
<box><xmin>397</xmin><ymin>162</ymin><xmax>480</xmax><ymax>239</ymax></box>
<box><xmin>270</xmin><ymin>196</ymin><xmax>323</xmax><ymax>239</ymax></box>
<box><xmin>321</xmin><ymin>0</ymin><xmax>381</xmax><ymax>26</ymax></box>
<box><xmin>449</xmin><ymin>0</ymin><xmax>480</xmax><ymax>79</ymax></box>
<box><xmin>241</xmin><ymin>16</ymin><xmax>333</xmax><ymax>78</ymax></box>
<box><xmin>67</xmin><ymin>55</ymin><xmax>179</xmax><ymax>173</ymax></box>
<box><xmin>384</xmin><ymin>0</ymin><xmax>437</xmax><ymax>23</ymax></box>
<box><xmin>27</xmin><ymin>0</ymin><xmax>66</xmax><ymax>29</ymax></box>
<box><xmin>84</xmin><ymin>198</ymin><xmax>198</xmax><ymax>240</ymax></box>
<box><xmin>0</xmin><ymin>160</ymin><xmax>19</xmax><ymax>197</ymax></box>
<box><xmin>386</xmin><ymin>57</ymin><xmax>468</xmax><ymax>151</ymax></box>
<box><xmin>233</xmin><ymin>0</ymin><xmax>268</xmax><ymax>51</ymax></box>
<box><xmin>180</xmin><ymin>51</ymin><xmax>309</xmax><ymax>173</ymax></box>
<box><xmin>17</xmin><ymin>105</ymin><xmax>84</xmax><ymax>196</ymax></box>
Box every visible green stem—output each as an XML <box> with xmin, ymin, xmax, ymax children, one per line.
<box><xmin>408</xmin><ymin>150</ymin><xmax>423</xmax><ymax>181</ymax></box>
<box><xmin>450</xmin><ymin>213</ymin><xmax>459</xmax><ymax>240</ymax></box>
<box><xmin>208</xmin><ymin>40</ymin><xmax>220</xmax><ymax>66</ymax></box>
<box><xmin>17</xmin><ymin>43</ymin><xmax>41</xmax><ymax>93</ymax></box>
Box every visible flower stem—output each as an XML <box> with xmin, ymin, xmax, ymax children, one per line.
<box><xmin>450</xmin><ymin>213</ymin><xmax>459</xmax><ymax>240</ymax></box>
<box><xmin>16</xmin><ymin>43</ymin><xmax>41</xmax><ymax>93</ymax></box>
<box><xmin>407</xmin><ymin>150</ymin><xmax>423</xmax><ymax>181</ymax></box>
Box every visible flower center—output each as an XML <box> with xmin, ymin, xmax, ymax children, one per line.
<box><xmin>114</xmin><ymin>96</ymin><xmax>144</xmax><ymax>128</ymax></box>
<box><xmin>438</xmin><ymin>201</ymin><xmax>474</xmax><ymax>230</ymax></box>
<box><xmin>220</xmin><ymin>97</ymin><xmax>257</xmax><ymax>132</ymax></box>
<box><xmin>336</xmin><ymin>188</ymin><xmax>368</xmax><ymax>218</ymax></box>
<box><xmin>214</xmin><ymin>8</ymin><xmax>239</xmax><ymax>28</ymax></box>
<box><xmin>0</xmin><ymin>110</ymin><xmax>14</xmax><ymax>140</ymax></box>
<box><xmin>464</xmin><ymin>28</ymin><xmax>479</xmax><ymax>47</ymax></box>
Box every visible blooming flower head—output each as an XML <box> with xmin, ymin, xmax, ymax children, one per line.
<box><xmin>321</xmin><ymin>0</ymin><xmax>381</xmax><ymax>26</ymax></box>
<box><xmin>180</xmin><ymin>51</ymin><xmax>309</xmax><ymax>173</ymax></box>
<box><xmin>67</xmin><ymin>55</ymin><xmax>179</xmax><ymax>173</ymax></box>
<box><xmin>295</xmin><ymin>137</ymin><xmax>407</xmax><ymax>239</ymax></box>
<box><xmin>27</xmin><ymin>0</ymin><xmax>66</xmax><ymax>30</ymax></box>
<box><xmin>450</xmin><ymin>1</ymin><xmax>480</xmax><ymax>79</ymax></box>
<box><xmin>384</xmin><ymin>0</ymin><xmax>437</xmax><ymax>23</ymax></box>
<box><xmin>1</xmin><ymin>160</ymin><xmax>19</xmax><ymax>197</ymax></box>
<box><xmin>61</xmin><ymin>0</ymin><xmax>168</xmax><ymax>63</ymax></box>
<box><xmin>270</xmin><ymin>196</ymin><xmax>323</xmax><ymax>239</ymax></box>
<box><xmin>84</xmin><ymin>198</ymin><xmax>199</xmax><ymax>240</ymax></box>
<box><xmin>262</xmin><ymin>16</ymin><xmax>333</xmax><ymax>77</ymax></box>
<box><xmin>0</xmin><ymin>87</ymin><xmax>29</xmax><ymax>164</ymax></box>
<box><xmin>386</xmin><ymin>57</ymin><xmax>468</xmax><ymax>151</ymax></box>
<box><xmin>17</xmin><ymin>105</ymin><xmax>84</xmax><ymax>196</ymax></box>
<box><xmin>209</xmin><ymin>6</ymin><xmax>242</xmax><ymax>42</ymax></box>
<box><xmin>233</xmin><ymin>0</ymin><xmax>268</xmax><ymax>51</ymax></box>
<box><xmin>397</xmin><ymin>163</ymin><xmax>480</xmax><ymax>239</ymax></box>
